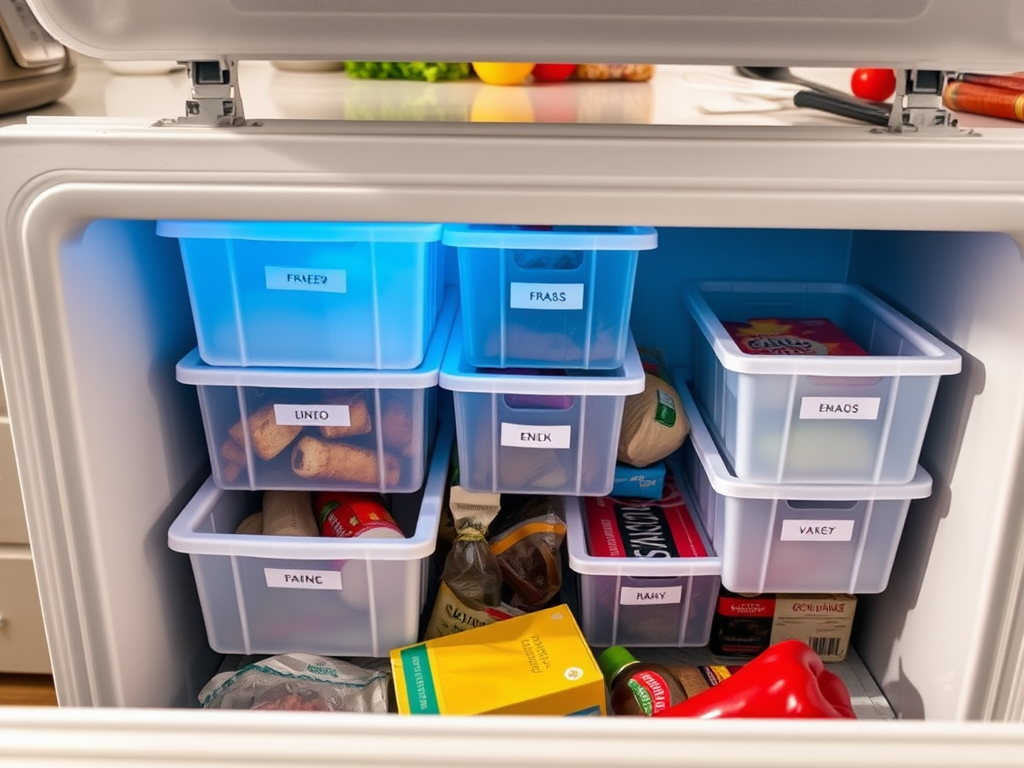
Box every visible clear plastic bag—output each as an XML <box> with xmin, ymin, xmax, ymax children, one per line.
<box><xmin>198</xmin><ymin>654</ymin><xmax>390</xmax><ymax>713</ymax></box>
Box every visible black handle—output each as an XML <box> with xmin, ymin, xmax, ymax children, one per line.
<box><xmin>793</xmin><ymin>90</ymin><xmax>891</xmax><ymax>127</ymax></box>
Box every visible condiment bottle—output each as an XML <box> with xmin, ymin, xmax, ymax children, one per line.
<box><xmin>598</xmin><ymin>646</ymin><xmax>688</xmax><ymax>716</ymax></box>
<box><xmin>313</xmin><ymin>492</ymin><xmax>404</xmax><ymax>539</ymax></box>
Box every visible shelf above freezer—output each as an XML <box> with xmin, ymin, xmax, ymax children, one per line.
<box><xmin>25</xmin><ymin>0</ymin><xmax>1024</xmax><ymax>71</ymax></box>
<box><xmin>7</xmin><ymin>59</ymin><xmax>1016</xmax><ymax>131</ymax></box>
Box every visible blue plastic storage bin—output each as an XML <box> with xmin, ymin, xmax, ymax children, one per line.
<box><xmin>439</xmin><ymin>317</ymin><xmax>646</xmax><ymax>496</ymax></box>
<box><xmin>442</xmin><ymin>224</ymin><xmax>657</xmax><ymax>369</ymax></box>
<box><xmin>157</xmin><ymin>220</ymin><xmax>445</xmax><ymax>369</ymax></box>
<box><xmin>175</xmin><ymin>293</ymin><xmax>456</xmax><ymax>493</ymax></box>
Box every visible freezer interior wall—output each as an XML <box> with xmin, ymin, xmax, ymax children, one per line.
<box><xmin>53</xmin><ymin>221</ymin><xmax>1023</xmax><ymax>718</ymax></box>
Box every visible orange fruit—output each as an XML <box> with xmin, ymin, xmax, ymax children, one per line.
<box><xmin>472</xmin><ymin>62</ymin><xmax>535</xmax><ymax>86</ymax></box>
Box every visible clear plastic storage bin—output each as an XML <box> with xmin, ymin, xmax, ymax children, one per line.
<box><xmin>679</xmin><ymin>386</ymin><xmax>932</xmax><ymax>594</ymax></box>
<box><xmin>175</xmin><ymin>294</ymin><xmax>455</xmax><ymax>493</ymax></box>
<box><xmin>439</xmin><ymin>319</ymin><xmax>645</xmax><ymax>496</ymax></box>
<box><xmin>443</xmin><ymin>224</ymin><xmax>657</xmax><ymax>370</ymax></box>
<box><xmin>565</xmin><ymin>486</ymin><xmax>721</xmax><ymax>648</ymax></box>
<box><xmin>684</xmin><ymin>281</ymin><xmax>961</xmax><ymax>484</ymax></box>
<box><xmin>166</xmin><ymin>417</ymin><xmax>453</xmax><ymax>657</ymax></box>
<box><xmin>156</xmin><ymin>220</ymin><xmax>445</xmax><ymax>369</ymax></box>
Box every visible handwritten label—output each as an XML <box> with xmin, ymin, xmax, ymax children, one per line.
<box><xmin>265</xmin><ymin>568</ymin><xmax>342</xmax><ymax>590</ymax></box>
<box><xmin>799</xmin><ymin>397</ymin><xmax>881</xmax><ymax>420</ymax></box>
<box><xmin>274</xmin><ymin>404</ymin><xmax>351</xmax><ymax>427</ymax></box>
<box><xmin>620</xmin><ymin>586</ymin><xmax>683</xmax><ymax>606</ymax></box>
<box><xmin>780</xmin><ymin>520</ymin><xmax>855</xmax><ymax>542</ymax></box>
<box><xmin>500</xmin><ymin>423</ymin><xmax>572</xmax><ymax>449</ymax></box>
<box><xmin>265</xmin><ymin>266</ymin><xmax>347</xmax><ymax>294</ymax></box>
<box><xmin>510</xmin><ymin>282</ymin><xmax>584</xmax><ymax>310</ymax></box>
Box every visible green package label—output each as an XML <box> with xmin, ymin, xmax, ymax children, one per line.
<box><xmin>654</xmin><ymin>389</ymin><xmax>677</xmax><ymax>427</ymax></box>
<box><xmin>400</xmin><ymin>645</ymin><xmax>440</xmax><ymax>715</ymax></box>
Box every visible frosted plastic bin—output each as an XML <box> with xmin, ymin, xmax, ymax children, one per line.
<box><xmin>439</xmin><ymin>318</ymin><xmax>645</xmax><ymax>496</ymax></box>
<box><xmin>156</xmin><ymin>220</ymin><xmax>445</xmax><ymax>369</ymax></box>
<box><xmin>442</xmin><ymin>224</ymin><xmax>657</xmax><ymax>370</ymax></box>
<box><xmin>167</xmin><ymin>416</ymin><xmax>453</xmax><ymax>657</ymax></box>
<box><xmin>565</xmin><ymin>486</ymin><xmax>721</xmax><ymax>648</ymax></box>
<box><xmin>679</xmin><ymin>385</ymin><xmax>932</xmax><ymax>594</ymax></box>
<box><xmin>684</xmin><ymin>281</ymin><xmax>961</xmax><ymax>484</ymax></box>
<box><xmin>175</xmin><ymin>293</ymin><xmax>455</xmax><ymax>493</ymax></box>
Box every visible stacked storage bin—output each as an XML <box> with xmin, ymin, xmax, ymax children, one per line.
<box><xmin>679</xmin><ymin>281</ymin><xmax>962</xmax><ymax>595</ymax></box>
<box><xmin>438</xmin><ymin>224</ymin><xmax>722</xmax><ymax>649</ymax></box>
<box><xmin>439</xmin><ymin>224</ymin><xmax>655</xmax><ymax>496</ymax></box>
<box><xmin>159</xmin><ymin>220</ymin><xmax>455</xmax><ymax>656</ymax></box>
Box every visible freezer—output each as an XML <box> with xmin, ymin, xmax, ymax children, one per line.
<box><xmin>5</xmin><ymin>0</ymin><xmax>1024</xmax><ymax>763</ymax></box>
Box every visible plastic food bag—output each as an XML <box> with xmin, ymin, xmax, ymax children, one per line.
<box><xmin>489</xmin><ymin>495</ymin><xmax>567</xmax><ymax>610</ymax></box>
<box><xmin>198</xmin><ymin>654</ymin><xmax>390</xmax><ymax>712</ymax></box>
<box><xmin>425</xmin><ymin>453</ymin><xmax>523</xmax><ymax>638</ymax></box>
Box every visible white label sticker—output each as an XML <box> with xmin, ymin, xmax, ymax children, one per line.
<box><xmin>799</xmin><ymin>397</ymin><xmax>881</xmax><ymax>420</ymax></box>
<box><xmin>265</xmin><ymin>266</ymin><xmax>347</xmax><ymax>294</ymax></box>
<box><xmin>509</xmin><ymin>282</ymin><xmax>584</xmax><ymax>310</ymax></box>
<box><xmin>620</xmin><ymin>586</ymin><xmax>683</xmax><ymax>606</ymax></box>
<box><xmin>781</xmin><ymin>520</ymin><xmax>856</xmax><ymax>542</ymax></box>
<box><xmin>273</xmin><ymin>404</ymin><xmax>351</xmax><ymax>427</ymax></box>
<box><xmin>265</xmin><ymin>568</ymin><xmax>342</xmax><ymax>590</ymax></box>
<box><xmin>500</xmin><ymin>422</ymin><xmax>572</xmax><ymax>449</ymax></box>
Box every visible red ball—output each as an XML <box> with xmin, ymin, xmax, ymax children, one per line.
<box><xmin>532</xmin><ymin>63</ymin><xmax>577</xmax><ymax>82</ymax></box>
<box><xmin>850</xmin><ymin>68</ymin><xmax>897</xmax><ymax>102</ymax></box>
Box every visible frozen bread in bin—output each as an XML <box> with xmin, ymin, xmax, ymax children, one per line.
<box><xmin>167</xmin><ymin>416</ymin><xmax>453</xmax><ymax>657</ymax></box>
<box><xmin>684</xmin><ymin>281</ymin><xmax>961</xmax><ymax>484</ymax></box>
<box><xmin>443</xmin><ymin>224</ymin><xmax>656</xmax><ymax>370</ymax></box>
<box><xmin>439</xmin><ymin>316</ymin><xmax>645</xmax><ymax>496</ymax></box>
<box><xmin>156</xmin><ymin>220</ymin><xmax>444</xmax><ymax>369</ymax></box>
<box><xmin>565</xmin><ymin>487</ymin><xmax>721</xmax><ymax>648</ymax></box>
<box><xmin>175</xmin><ymin>292</ymin><xmax>455</xmax><ymax>493</ymax></box>
<box><xmin>679</xmin><ymin>385</ymin><xmax>932</xmax><ymax>595</ymax></box>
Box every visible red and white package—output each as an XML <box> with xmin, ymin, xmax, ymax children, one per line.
<box><xmin>723</xmin><ymin>317</ymin><xmax>867</xmax><ymax>356</ymax></box>
<box><xmin>584</xmin><ymin>475</ymin><xmax>708</xmax><ymax>559</ymax></box>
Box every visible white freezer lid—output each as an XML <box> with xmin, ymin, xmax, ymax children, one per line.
<box><xmin>24</xmin><ymin>0</ymin><xmax>1024</xmax><ymax>71</ymax></box>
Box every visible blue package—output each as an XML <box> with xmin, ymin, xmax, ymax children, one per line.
<box><xmin>611</xmin><ymin>461</ymin><xmax>666</xmax><ymax>500</ymax></box>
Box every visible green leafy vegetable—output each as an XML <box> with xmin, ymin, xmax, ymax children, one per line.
<box><xmin>344</xmin><ymin>62</ymin><xmax>471</xmax><ymax>82</ymax></box>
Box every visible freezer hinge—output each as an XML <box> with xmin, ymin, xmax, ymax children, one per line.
<box><xmin>177</xmin><ymin>60</ymin><xmax>245</xmax><ymax>125</ymax></box>
<box><xmin>883</xmin><ymin>69</ymin><xmax>960</xmax><ymax>134</ymax></box>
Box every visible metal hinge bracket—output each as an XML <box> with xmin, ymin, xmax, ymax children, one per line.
<box><xmin>883</xmin><ymin>69</ymin><xmax>961</xmax><ymax>134</ymax></box>
<box><xmin>177</xmin><ymin>60</ymin><xmax>245</xmax><ymax>125</ymax></box>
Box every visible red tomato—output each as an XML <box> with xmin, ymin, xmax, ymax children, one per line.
<box><xmin>850</xmin><ymin>68</ymin><xmax>897</xmax><ymax>102</ymax></box>
<box><xmin>532</xmin><ymin>63</ymin><xmax>577</xmax><ymax>82</ymax></box>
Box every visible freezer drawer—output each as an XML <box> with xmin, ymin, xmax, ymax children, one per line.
<box><xmin>0</xmin><ymin>548</ymin><xmax>51</xmax><ymax>674</ymax></box>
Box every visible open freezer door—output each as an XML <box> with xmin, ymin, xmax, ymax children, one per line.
<box><xmin>24</xmin><ymin>0</ymin><xmax>1024</xmax><ymax>70</ymax></box>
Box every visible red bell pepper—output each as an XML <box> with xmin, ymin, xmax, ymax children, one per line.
<box><xmin>654</xmin><ymin>640</ymin><xmax>856</xmax><ymax>720</ymax></box>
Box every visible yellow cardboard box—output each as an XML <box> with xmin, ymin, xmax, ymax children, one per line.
<box><xmin>390</xmin><ymin>604</ymin><xmax>606</xmax><ymax>716</ymax></box>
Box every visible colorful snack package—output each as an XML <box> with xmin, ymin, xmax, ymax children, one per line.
<box><xmin>723</xmin><ymin>318</ymin><xmax>867</xmax><ymax>356</ymax></box>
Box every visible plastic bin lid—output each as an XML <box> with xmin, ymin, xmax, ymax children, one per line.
<box><xmin>441</xmin><ymin>225</ymin><xmax>658</xmax><ymax>252</ymax></box>
<box><xmin>175</xmin><ymin>290</ymin><xmax>456</xmax><ymax>389</ymax></box>
<box><xmin>683</xmin><ymin>281</ymin><xmax>963</xmax><ymax>378</ymax></box>
<box><xmin>26</xmin><ymin>0</ymin><xmax>1024</xmax><ymax>70</ymax></box>
<box><xmin>155</xmin><ymin>220</ymin><xmax>443</xmax><ymax>244</ymax></box>
<box><xmin>438</xmin><ymin>317</ymin><xmax>646</xmax><ymax>396</ymax></box>
<box><xmin>564</xmin><ymin>493</ymin><xmax>722</xmax><ymax>578</ymax></box>
<box><xmin>167</xmin><ymin>415</ymin><xmax>453</xmax><ymax>560</ymax></box>
<box><xmin>678</xmin><ymin>384</ymin><xmax>933</xmax><ymax>501</ymax></box>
